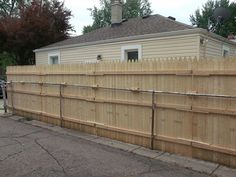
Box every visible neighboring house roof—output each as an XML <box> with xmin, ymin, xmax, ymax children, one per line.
<box><xmin>37</xmin><ymin>14</ymin><xmax>193</xmax><ymax>50</ymax></box>
<box><xmin>228</xmin><ymin>34</ymin><xmax>236</xmax><ymax>43</ymax></box>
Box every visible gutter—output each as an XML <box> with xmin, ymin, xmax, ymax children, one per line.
<box><xmin>34</xmin><ymin>28</ymin><xmax>236</xmax><ymax>53</ymax></box>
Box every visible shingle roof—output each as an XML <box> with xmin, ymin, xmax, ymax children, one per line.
<box><xmin>39</xmin><ymin>14</ymin><xmax>194</xmax><ymax>50</ymax></box>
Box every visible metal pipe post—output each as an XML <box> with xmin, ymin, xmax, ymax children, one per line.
<box><xmin>1</xmin><ymin>82</ymin><xmax>7</xmax><ymax>113</ymax></box>
<box><xmin>59</xmin><ymin>84</ymin><xmax>63</xmax><ymax>127</ymax></box>
<box><xmin>10</xmin><ymin>81</ymin><xmax>14</xmax><ymax>114</ymax></box>
<box><xmin>151</xmin><ymin>91</ymin><xmax>155</xmax><ymax>150</ymax></box>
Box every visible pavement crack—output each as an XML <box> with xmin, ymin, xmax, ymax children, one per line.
<box><xmin>34</xmin><ymin>139</ymin><xmax>67</xmax><ymax>177</ymax></box>
<box><xmin>210</xmin><ymin>164</ymin><xmax>220</xmax><ymax>176</ymax></box>
<box><xmin>154</xmin><ymin>152</ymin><xmax>165</xmax><ymax>158</ymax></box>
<box><xmin>0</xmin><ymin>138</ymin><xmax>25</xmax><ymax>147</ymax></box>
<box><xmin>0</xmin><ymin>130</ymin><xmax>43</xmax><ymax>139</ymax></box>
<box><xmin>14</xmin><ymin>130</ymin><xmax>43</xmax><ymax>138</ymax></box>
<box><xmin>0</xmin><ymin>150</ymin><xmax>23</xmax><ymax>162</ymax></box>
<box><xmin>127</xmin><ymin>158</ymin><xmax>154</xmax><ymax>177</ymax></box>
<box><xmin>19</xmin><ymin>169</ymin><xmax>38</xmax><ymax>177</ymax></box>
<box><xmin>0</xmin><ymin>136</ymin><xmax>10</xmax><ymax>139</ymax></box>
<box><xmin>12</xmin><ymin>138</ymin><xmax>25</xmax><ymax>147</ymax></box>
<box><xmin>0</xmin><ymin>143</ymin><xmax>19</xmax><ymax>148</ymax></box>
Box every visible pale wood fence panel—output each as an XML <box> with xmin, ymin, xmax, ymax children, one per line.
<box><xmin>6</xmin><ymin>57</ymin><xmax>236</xmax><ymax>167</ymax></box>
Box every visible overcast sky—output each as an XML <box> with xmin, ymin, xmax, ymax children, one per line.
<box><xmin>63</xmin><ymin>0</ymin><xmax>234</xmax><ymax>35</ymax></box>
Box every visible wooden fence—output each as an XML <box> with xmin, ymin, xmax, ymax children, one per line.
<box><xmin>6</xmin><ymin>57</ymin><xmax>236</xmax><ymax>167</ymax></box>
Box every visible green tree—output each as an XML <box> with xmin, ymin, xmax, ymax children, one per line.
<box><xmin>123</xmin><ymin>0</ymin><xmax>152</xmax><ymax>19</ymax></box>
<box><xmin>0</xmin><ymin>0</ymin><xmax>31</xmax><ymax>18</ymax></box>
<box><xmin>83</xmin><ymin>0</ymin><xmax>152</xmax><ymax>34</ymax></box>
<box><xmin>0</xmin><ymin>0</ymin><xmax>19</xmax><ymax>17</ymax></box>
<box><xmin>190</xmin><ymin>0</ymin><xmax>236</xmax><ymax>37</ymax></box>
<box><xmin>0</xmin><ymin>52</ymin><xmax>16</xmax><ymax>78</ymax></box>
<box><xmin>228</xmin><ymin>2</ymin><xmax>236</xmax><ymax>34</ymax></box>
<box><xmin>0</xmin><ymin>0</ymin><xmax>73</xmax><ymax>67</ymax></box>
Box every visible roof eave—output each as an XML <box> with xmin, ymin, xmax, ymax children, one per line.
<box><xmin>201</xmin><ymin>30</ymin><xmax>236</xmax><ymax>46</ymax></box>
<box><xmin>34</xmin><ymin>28</ymin><xmax>236</xmax><ymax>53</ymax></box>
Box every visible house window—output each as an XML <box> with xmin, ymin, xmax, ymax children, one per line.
<box><xmin>127</xmin><ymin>50</ymin><xmax>138</xmax><ymax>61</ymax></box>
<box><xmin>223</xmin><ymin>50</ymin><xmax>229</xmax><ymax>57</ymax></box>
<box><xmin>50</xmin><ymin>56</ymin><xmax>59</xmax><ymax>64</ymax></box>
<box><xmin>121</xmin><ymin>45</ymin><xmax>142</xmax><ymax>61</ymax></box>
<box><xmin>48</xmin><ymin>52</ymin><xmax>60</xmax><ymax>65</ymax></box>
<box><xmin>222</xmin><ymin>45</ymin><xmax>230</xmax><ymax>58</ymax></box>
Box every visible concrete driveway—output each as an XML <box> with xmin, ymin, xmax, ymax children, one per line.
<box><xmin>0</xmin><ymin>116</ymin><xmax>213</xmax><ymax>177</ymax></box>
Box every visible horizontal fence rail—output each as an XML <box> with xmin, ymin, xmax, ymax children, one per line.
<box><xmin>7</xmin><ymin>81</ymin><xmax>236</xmax><ymax>98</ymax></box>
<box><xmin>6</xmin><ymin>57</ymin><xmax>236</xmax><ymax>168</ymax></box>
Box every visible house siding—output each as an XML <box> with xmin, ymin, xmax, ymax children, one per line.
<box><xmin>230</xmin><ymin>46</ymin><xmax>236</xmax><ymax>56</ymax></box>
<box><xmin>199</xmin><ymin>34</ymin><xmax>236</xmax><ymax>58</ymax></box>
<box><xmin>35</xmin><ymin>34</ymin><xmax>199</xmax><ymax>65</ymax></box>
<box><xmin>35</xmin><ymin>52</ymin><xmax>48</xmax><ymax>65</ymax></box>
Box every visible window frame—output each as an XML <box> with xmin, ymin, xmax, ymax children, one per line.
<box><xmin>222</xmin><ymin>45</ymin><xmax>230</xmax><ymax>58</ymax></box>
<box><xmin>121</xmin><ymin>45</ymin><xmax>142</xmax><ymax>61</ymax></box>
<box><xmin>48</xmin><ymin>52</ymin><xmax>60</xmax><ymax>65</ymax></box>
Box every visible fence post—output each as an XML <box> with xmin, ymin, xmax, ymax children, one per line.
<box><xmin>10</xmin><ymin>81</ymin><xmax>14</xmax><ymax>115</ymax></box>
<box><xmin>1</xmin><ymin>82</ymin><xmax>7</xmax><ymax>113</ymax></box>
<box><xmin>151</xmin><ymin>91</ymin><xmax>155</xmax><ymax>150</ymax></box>
<box><xmin>59</xmin><ymin>84</ymin><xmax>63</xmax><ymax>127</ymax></box>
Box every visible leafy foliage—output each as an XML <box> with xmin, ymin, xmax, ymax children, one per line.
<box><xmin>0</xmin><ymin>0</ymin><xmax>22</xmax><ymax>17</ymax></box>
<box><xmin>123</xmin><ymin>0</ymin><xmax>152</xmax><ymax>19</ymax></box>
<box><xmin>83</xmin><ymin>0</ymin><xmax>152</xmax><ymax>34</ymax></box>
<box><xmin>190</xmin><ymin>0</ymin><xmax>236</xmax><ymax>37</ymax></box>
<box><xmin>0</xmin><ymin>0</ymin><xmax>73</xmax><ymax>68</ymax></box>
<box><xmin>0</xmin><ymin>52</ymin><xmax>16</xmax><ymax>77</ymax></box>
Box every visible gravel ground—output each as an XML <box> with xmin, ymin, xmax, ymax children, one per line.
<box><xmin>0</xmin><ymin>116</ymin><xmax>211</xmax><ymax>177</ymax></box>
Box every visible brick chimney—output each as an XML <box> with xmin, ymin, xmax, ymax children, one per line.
<box><xmin>111</xmin><ymin>0</ymin><xmax>122</xmax><ymax>25</ymax></box>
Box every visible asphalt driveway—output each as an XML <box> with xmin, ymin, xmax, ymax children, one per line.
<box><xmin>0</xmin><ymin>116</ymin><xmax>211</xmax><ymax>177</ymax></box>
<box><xmin>0</xmin><ymin>99</ymin><xmax>3</xmax><ymax>114</ymax></box>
